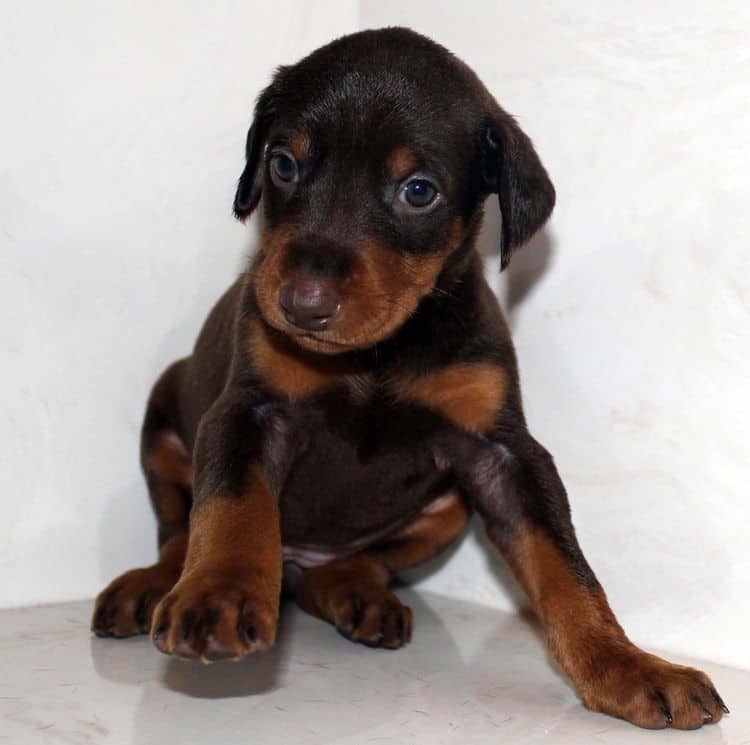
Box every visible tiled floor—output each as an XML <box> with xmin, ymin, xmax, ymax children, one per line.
<box><xmin>1</xmin><ymin>590</ymin><xmax>747</xmax><ymax>744</ymax></box>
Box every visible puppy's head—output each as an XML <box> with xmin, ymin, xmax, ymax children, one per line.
<box><xmin>235</xmin><ymin>28</ymin><xmax>554</xmax><ymax>354</ymax></box>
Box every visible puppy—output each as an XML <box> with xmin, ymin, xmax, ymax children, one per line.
<box><xmin>92</xmin><ymin>27</ymin><xmax>727</xmax><ymax>729</ymax></box>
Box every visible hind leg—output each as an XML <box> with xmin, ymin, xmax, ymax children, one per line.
<box><xmin>92</xmin><ymin>533</ymin><xmax>187</xmax><ymax>637</ymax></box>
<box><xmin>295</xmin><ymin>554</ymin><xmax>413</xmax><ymax>649</ymax></box>
<box><xmin>92</xmin><ymin>361</ymin><xmax>192</xmax><ymax>638</ymax></box>
<box><xmin>294</xmin><ymin>492</ymin><xmax>470</xmax><ymax>649</ymax></box>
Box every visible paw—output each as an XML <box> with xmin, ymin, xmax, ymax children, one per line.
<box><xmin>583</xmin><ymin>648</ymin><xmax>728</xmax><ymax>730</ymax></box>
<box><xmin>150</xmin><ymin>575</ymin><xmax>278</xmax><ymax>662</ymax></box>
<box><xmin>330</xmin><ymin>588</ymin><xmax>412</xmax><ymax>649</ymax></box>
<box><xmin>92</xmin><ymin>566</ymin><xmax>177</xmax><ymax>638</ymax></box>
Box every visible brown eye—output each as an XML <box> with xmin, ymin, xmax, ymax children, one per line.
<box><xmin>399</xmin><ymin>178</ymin><xmax>439</xmax><ymax>209</ymax></box>
<box><xmin>270</xmin><ymin>151</ymin><xmax>299</xmax><ymax>185</ymax></box>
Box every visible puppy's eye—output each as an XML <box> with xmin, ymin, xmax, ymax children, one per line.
<box><xmin>399</xmin><ymin>178</ymin><xmax>439</xmax><ymax>209</ymax></box>
<box><xmin>270</xmin><ymin>151</ymin><xmax>299</xmax><ymax>185</ymax></box>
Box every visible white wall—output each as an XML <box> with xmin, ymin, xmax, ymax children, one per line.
<box><xmin>0</xmin><ymin>0</ymin><xmax>358</xmax><ymax>605</ymax></box>
<box><xmin>362</xmin><ymin>1</ymin><xmax>750</xmax><ymax>671</ymax></box>
<box><xmin>3</xmin><ymin>1</ymin><xmax>748</xmax><ymax>672</ymax></box>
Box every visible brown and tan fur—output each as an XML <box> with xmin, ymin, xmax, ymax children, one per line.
<box><xmin>92</xmin><ymin>28</ymin><xmax>727</xmax><ymax>730</ymax></box>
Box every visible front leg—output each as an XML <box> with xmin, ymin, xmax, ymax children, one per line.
<box><xmin>458</xmin><ymin>431</ymin><xmax>728</xmax><ymax>730</ymax></box>
<box><xmin>151</xmin><ymin>391</ymin><xmax>282</xmax><ymax>662</ymax></box>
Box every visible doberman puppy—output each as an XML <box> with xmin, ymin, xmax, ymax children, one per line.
<box><xmin>92</xmin><ymin>27</ymin><xmax>727</xmax><ymax>729</ymax></box>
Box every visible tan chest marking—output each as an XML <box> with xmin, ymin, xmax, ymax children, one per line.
<box><xmin>248</xmin><ymin>318</ymin><xmax>361</xmax><ymax>400</ymax></box>
<box><xmin>391</xmin><ymin>363</ymin><xmax>507</xmax><ymax>433</ymax></box>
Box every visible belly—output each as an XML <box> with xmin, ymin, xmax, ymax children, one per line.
<box><xmin>282</xmin><ymin>490</ymin><xmax>467</xmax><ymax>568</ymax></box>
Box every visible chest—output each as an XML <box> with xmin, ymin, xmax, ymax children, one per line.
<box><xmin>275</xmin><ymin>390</ymin><xmax>454</xmax><ymax>547</ymax></box>
<box><xmin>256</xmin><ymin>346</ymin><xmax>507</xmax><ymax>546</ymax></box>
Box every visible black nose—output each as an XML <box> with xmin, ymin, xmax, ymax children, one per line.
<box><xmin>278</xmin><ymin>278</ymin><xmax>341</xmax><ymax>331</ymax></box>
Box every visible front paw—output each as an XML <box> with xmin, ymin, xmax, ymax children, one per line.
<box><xmin>150</xmin><ymin>574</ymin><xmax>278</xmax><ymax>662</ymax></box>
<box><xmin>583</xmin><ymin>647</ymin><xmax>728</xmax><ymax>730</ymax></box>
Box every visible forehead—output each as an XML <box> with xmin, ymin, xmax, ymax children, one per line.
<box><xmin>267</xmin><ymin>45</ymin><xmax>480</xmax><ymax>167</ymax></box>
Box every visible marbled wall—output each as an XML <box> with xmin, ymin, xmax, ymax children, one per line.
<box><xmin>362</xmin><ymin>1</ymin><xmax>750</xmax><ymax>670</ymax></box>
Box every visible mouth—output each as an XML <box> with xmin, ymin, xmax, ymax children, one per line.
<box><xmin>279</xmin><ymin>306</ymin><xmax>341</xmax><ymax>334</ymax></box>
<box><xmin>288</xmin><ymin>328</ymin><xmax>351</xmax><ymax>348</ymax></box>
<box><xmin>262</xmin><ymin>310</ymin><xmax>358</xmax><ymax>353</ymax></box>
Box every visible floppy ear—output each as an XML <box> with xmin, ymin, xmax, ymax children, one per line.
<box><xmin>233</xmin><ymin>76</ymin><xmax>284</xmax><ymax>220</ymax></box>
<box><xmin>482</xmin><ymin>108</ymin><xmax>556</xmax><ymax>269</ymax></box>
<box><xmin>232</xmin><ymin>117</ymin><xmax>267</xmax><ymax>221</ymax></box>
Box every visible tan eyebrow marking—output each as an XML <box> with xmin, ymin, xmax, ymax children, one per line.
<box><xmin>386</xmin><ymin>146</ymin><xmax>418</xmax><ymax>181</ymax></box>
<box><xmin>289</xmin><ymin>132</ymin><xmax>311</xmax><ymax>161</ymax></box>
